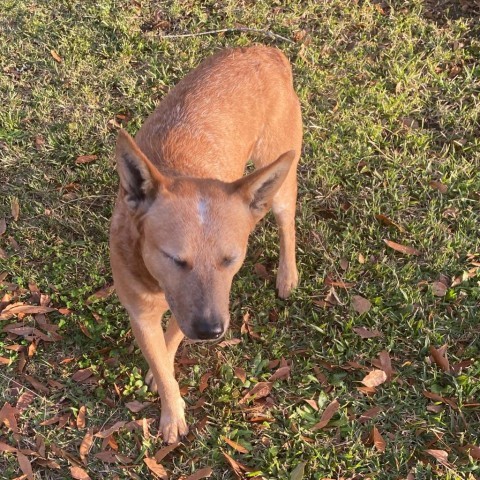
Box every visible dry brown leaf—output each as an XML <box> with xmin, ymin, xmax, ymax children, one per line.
<box><xmin>358</xmin><ymin>406</ymin><xmax>382</xmax><ymax>423</ymax></box>
<box><xmin>185</xmin><ymin>467</ymin><xmax>213</xmax><ymax>480</ymax></box>
<box><xmin>361</xmin><ymin>370</ymin><xmax>387</xmax><ymax>388</ymax></box>
<box><xmin>72</xmin><ymin>368</ymin><xmax>94</xmax><ymax>382</ymax></box>
<box><xmin>431</xmin><ymin>281</ymin><xmax>448</xmax><ymax>297</ymax></box>
<box><xmin>0</xmin><ymin>218</ymin><xmax>6</xmax><ymax>236</ymax></box>
<box><xmin>79</xmin><ymin>428</ymin><xmax>94</xmax><ymax>463</ymax></box>
<box><xmin>77</xmin><ymin>405</ymin><xmax>86</xmax><ymax>429</ymax></box>
<box><xmin>21</xmin><ymin>374</ymin><xmax>49</xmax><ymax>394</ymax></box>
<box><xmin>0</xmin><ymin>440</ymin><xmax>17</xmax><ymax>452</ymax></box>
<box><xmin>222</xmin><ymin>436</ymin><xmax>249</xmax><ymax>454</ymax></box>
<box><xmin>425</xmin><ymin>449</ymin><xmax>450</xmax><ymax>466</ymax></box>
<box><xmin>311</xmin><ymin>399</ymin><xmax>339</xmax><ymax>431</ymax></box>
<box><xmin>353</xmin><ymin>327</ymin><xmax>382</xmax><ymax>338</ymax></box>
<box><xmin>254</xmin><ymin>263</ymin><xmax>270</xmax><ymax>280</ymax></box>
<box><xmin>375</xmin><ymin>214</ymin><xmax>405</xmax><ymax>232</ymax></box>
<box><xmin>372</xmin><ymin>426</ymin><xmax>386</xmax><ymax>452</ymax></box>
<box><xmin>50</xmin><ymin>49</ymin><xmax>62</xmax><ymax>62</ymax></box>
<box><xmin>94</xmin><ymin>451</ymin><xmax>132</xmax><ymax>464</ymax></box>
<box><xmin>234</xmin><ymin>367</ymin><xmax>246</xmax><ymax>384</ymax></box>
<box><xmin>199</xmin><ymin>372</ymin><xmax>213</xmax><ymax>393</ymax></box>
<box><xmin>379</xmin><ymin>350</ymin><xmax>393</xmax><ymax>381</ymax></box>
<box><xmin>429</xmin><ymin>345</ymin><xmax>450</xmax><ymax>373</ymax></box>
<box><xmin>268</xmin><ymin>365</ymin><xmax>291</xmax><ymax>382</ymax></box>
<box><xmin>125</xmin><ymin>400</ymin><xmax>151</xmax><ymax>413</ymax></box>
<box><xmin>422</xmin><ymin>391</ymin><xmax>458</xmax><ymax>410</ymax></box>
<box><xmin>75</xmin><ymin>155</ymin><xmax>98</xmax><ymax>165</ymax></box>
<box><xmin>17</xmin><ymin>452</ymin><xmax>34</xmax><ymax>480</ymax></box>
<box><xmin>86</xmin><ymin>284</ymin><xmax>114</xmax><ymax>304</ymax></box>
<box><xmin>11</xmin><ymin>198</ymin><xmax>20</xmax><ymax>221</ymax></box>
<box><xmin>154</xmin><ymin>442</ymin><xmax>180</xmax><ymax>463</ymax></box>
<box><xmin>239</xmin><ymin>381</ymin><xmax>272</xmax><ymax>404</ymax></box>
<box><xmin>94</xmin><ymin>421</ymin><xmax>126</xmax><ymax>438</ymax></box>
<box><xmin>70</xmin><ymin>466</ymin><xmax>91</xmax><ymax>480</ymax></box>
<box><xmin>15</xmin><ymin>391</ymin><xmax>35</xmax><ymax>413</ymax></box>
<box><xmin>304</xmin><ymin>399</ymin><xmax>318</xmax><ymax>411</ymax></box>
<box><xmin>324</xmin><ymin>275</ymin><xmax>355</xmax><ymax>289</ymax></box>
<box><xmin>462</xmin><ymin>444</ymin><xmax>480</xmax><ymax>460</ymax></box>
<box><xmin>352</xmin><ymin>295</ymin><xmax>371</xmax><ymax>315</ymax></box>
<box><xmin>144</xmin><ymin>457</ymin><xmax>168</xmax><ymax>479</ymax></box>
<box><xmin>0</xmin><ymin>402</ymin><xmax>19</xmax><ymax>433</ymax></box>
<box><xmin>217</xmin><ymin>338</ymin><xmax>241</xmax><ymax>348</ymax></box>
<box><xmin>429</xmin><ymin>181</ymin><xmax>448</xmax><ymax>194</ymax></box>
<box><xmin>324</xmin><ymin>286</ymin><xmax>342</xmax><ymax>306</ymax></box>
<box><xmin>383</xmin><ymin>239</ymin><xmax>421</xmax><ymax>256</ymax></box>
<box><xmin>0</xmin><ymin>303</ymin><xmax>56</xmax><ymax>320</ymax></box>
<box><xmin>222</xmin><ymin>451</ymin><xmax>246</xmax><ymax>478</ymax></box>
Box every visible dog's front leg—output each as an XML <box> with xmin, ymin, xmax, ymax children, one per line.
<box><xmin>129</xmin><ymin>310</ymin><xmax>188</xmax><ymax>443</ymax></box>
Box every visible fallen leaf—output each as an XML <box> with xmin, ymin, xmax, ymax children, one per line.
<box><xmin>311</xmin><ymin>399</ymin><xmax>339</xmax><ymax>431</ymax></box>
<box><xmin>372</xmin><ymin>426</ymin><xmax>386</xmax><ymax>452</ymax></box>
<box><xmin>461</xmin><ymin>444</ymin><xmax>480</xmax><ymax>460</ymax></box>
<box><xmin>79</xmin><ymin>428</ymin><xmax>94</xmax><ymax>463</ymax></box>
<box><xmin>217</xmin><ymin>338</ymin><xmax>241</xmax><ymax>348</ymax></box>
<box><xmin>0</xmin><ymin>402</ymin><xmax>19</xmax><ymax>433</ymax></box>
<box><xmin>222</xmin><ymin>436</ymin><xmax>249</xmax><ymax>454</ymax></box>
<box><xmin>125</xmin><ymin>400</ymin><xmax>151</xmax><ymax>413</ymax></box>
<box><xmin>234</xmin><ymin>367</ymin><xmax>246</xmax><ymax>383</ymax></box>
<box><xmin>429</xmin><ymin>180</ymin><xmax>447</xmax><ymax>194</ymax></box>
<box><xmin>23</xmin><ymin>374</ymin><xmax>49</xmax><ymax>394</ymax></box>
<box><xmin>361</xmin><ymin>370</ymin><xmax>387</xmax><ymax>388</ymax></box>
<box><xmin>268</xmin><ymin>365</ymin><xmax>291</xmax><ymax>382</ymax></box>
<box><xmin>340</xmin><ymin>258</ymin><xmax>349</xmax><ymax>271</ymax></box>
<box><xmin>17</xmin><ymin>451</ymin><xmax>34</xmax><ymax>480</ymax></box>
<box><xmin>185</xmin><ymin>467</ymin><xmax>213</xmax><ymax>479</ymax></box>
<box><xmin>50</xmin><ymin>49</ymin><xmax>62</xmax><ymax>62</ymax></box>
<box><xmin>353</xmin><ymin>327</ymin><xmax>382</xmax><ymax>338</ymax></box>
<box><xmin>0</xmin><ymin>303</ymin><xmax>56</xmax><ymax>320</ymax></box>
<box><xmin>86</xmin><ymin>285</ymin><xmax>114</xmax><ymax>304</ymax></box>
<box><xmin>0</xmin><ymin>218</ymin><xmax>6</xmax><ymax>236</ymax></box>
<box><xmin>239</xmin><ymin>382</ymin><xmax>272</xmax><ymax>404</ymax></box>
<box><xmin>199</xmin><ymin>372</ymin><xmax>213</xmax><ymax>393</ymax></box>
<box><xmin>77</xmin><ymin>405</ymin><xmax>86</xmax><ymax>429</ymax></box>
<box><xmin>15</xmin><ymin>392</ymin><xmax>35</xmax><ymax>413</ymax></box>
<box><xmin>290</xmin><ymin>461</ymin><xmax>307</xmax><ymax>480</ymax></box>
<box><xmin>94</xmin><ymin>451</ymin><xmax>132</xmax><ymax>464</ymax></box>
<box><xmin>304</xmin><ymin>399</ymin><xmax>318</xmax><ymax>411</ymax></box>
<box><xmin>94</xmin><ymin>421</ymin><xmax>126</xmax><ymax>438</ymax></box>
<box><xmin>324</xmin><ymin>275</ymin><xmax>355</xmax><ymax>288</ymax></box>
<box><xmin>425</xmin><ymin>449</ymin><xmax>450</xmax><ymax>466</ymax></box>
<box><xmin>222</xmin><ymin>452</ymin><xmax>246</xmax><ymax>477</ymax></box>
<box><xmin>144</xmin><ymin>457</ymin><xmax>168</xmax><ymax>479</ymax></box>
<box><xmin>432</xmin><ymin>281</ymin><xmax>448</xmax><ymax>297</ymax></box>
<box><xmin>154</xmin><ymin>442</ymin><xmax>180</xmax><ymax>462</ymax></box>
<box><xmin>254</xmin><ymin>263</ymin><xmax>270</xmax><ymax>280</ymax></box>
<box><xmin>324</xmin><ymin>286</ymin><xmax>342</xmax><ymax>306</ymax></box>
<box><xmin>11</xmin><ymin>198</ymin><xmax>20</xmax><ymax>221</ymax></box>
<box><xmin>358</xmin><ymin>253</ymin><xmax>366</xmax><ymax>264</ymax></box>
<box><xmin>352</xmin><ymin>295</ymin><xmax>372</xmax><ymax>314</ymax></box>
<box><xmin>358</xmin><ymin>406</ymin><xmax>382</xmax><ymax>423</ymax></box>
<box><xmin>0</xmin><ymin>440</ymin><xmax>17</xmax><ymax>452</ymax></box>
<box><xmin>429</xmin><ymin>345</ymin><xmax>450</xmax><ymax>373</ymax></box>
<box><xmin>378</xmin><ymin>350</ymin><xmax>393</xmax><ymax>381</ymax></box>
<box><xmin>75</xmin><ymin>155</ymin><xmax>98</xmax><ymax>165</ymax></box>
<box><xmin>383</xmin><ymin>239</ymin><xmax>421</xmax><ymax>256</ymax></box>
<box><xmin>375</xmin><ymin>214</ymin><xmax>405</xmax><ymax>232</ymax></box>
<box><xmin>70</xmin><ymin>466</ymin><xmax>91</xmax><ymax>480</ymax></box>
<box><xmin>422</xmin><ymin>391</ymin><xmax>458</xmax><ymax>410</ymax></box>
<box><xmin>72</xmin><ymin>368</ymin><xmax>94</xmax><ymax>382</ymax></box>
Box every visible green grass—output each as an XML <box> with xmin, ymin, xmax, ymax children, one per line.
<box><xmin>1</xmin><ymin>0</ymin><xmax>479</xmax><ymax>479</ymax></box>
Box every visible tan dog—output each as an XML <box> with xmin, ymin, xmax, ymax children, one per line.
<box><xmin>110</xmin><ymin>45</ymin><xmax>302</xmax><ymax>443</ymax></box>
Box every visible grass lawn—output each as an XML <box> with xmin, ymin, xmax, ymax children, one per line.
<box><xmin>1</xmin><ymin>0</ymin><xmax>479</xmax><ymax>478</ymax></box>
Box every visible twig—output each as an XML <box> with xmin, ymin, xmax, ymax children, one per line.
<box><xmin>158</xmin><ymin>27</ymin><xmax>295</xmax><ymax>44</ymax></box>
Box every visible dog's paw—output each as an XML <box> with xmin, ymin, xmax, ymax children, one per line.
<box><xmin>145</xmin><ymin>368</ymin><xmax>158</xmax><ymax>394</ymax></box>
<box><xmin>160</xmin><ymin>399</ymin><xmax>188</xmax><ymax>444</ymax></box>
<box><xmin>276</xmin><ymin>265</ymin><xmax>299</xmax><ymax>299</ymax></box>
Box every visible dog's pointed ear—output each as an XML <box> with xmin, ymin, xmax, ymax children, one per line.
<box><xmin>232</xmin><ymin>150</ymin><xmax>296</xmax><ymax>221</ymax></box>
<box><xmin>115</xmin><ymin>129</ymin><xmax>167</xmax><ymax>211</ymax></box>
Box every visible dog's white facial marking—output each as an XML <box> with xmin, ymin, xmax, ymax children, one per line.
<box><xmin>197</xmin><ymin>198</ymin><xmax>208</xmax><ymax>226</ymax></box>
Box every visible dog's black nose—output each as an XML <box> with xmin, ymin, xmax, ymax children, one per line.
<box><xmin>193</xmin><ymin>319</ymin><xmax>224</xmax><ymax>340</ymax></box>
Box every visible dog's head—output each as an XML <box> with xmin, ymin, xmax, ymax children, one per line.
<box><xmin>115</xmin><ymin>129</ymin><xmax>294</xmax><ymax>341</ymax></box>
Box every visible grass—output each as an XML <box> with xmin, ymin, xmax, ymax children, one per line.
<box><xmin>1</xmin><ymin>0</ymin><xmax>479</xmax><ymax>478</ymax></box>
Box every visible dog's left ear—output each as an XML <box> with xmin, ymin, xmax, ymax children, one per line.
<box><xmin>115</xmin><ymin>129</ymin><xmax>169</xmax><ymax>211</ymax></box>
<box><xmin>232</xmin><ymin>150</ymin><xmax>296</xmax><ymax>221</ymax></box>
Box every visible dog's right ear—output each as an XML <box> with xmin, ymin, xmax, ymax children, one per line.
<box><xmin>115</xmin><ymin>129</ymin><xmax>167</xmax><ymax>211</ymax></box>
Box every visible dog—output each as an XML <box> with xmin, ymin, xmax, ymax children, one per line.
<box><xmin>110</xmin><ymin>45</ymin><xmax>302</xmax><ymax>443</ymax></box>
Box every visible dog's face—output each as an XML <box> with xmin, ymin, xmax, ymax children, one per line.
<box><xmin>115</xmin><ymin>130</ymin><xmax>294</xmax><ymax>340</ymax></box>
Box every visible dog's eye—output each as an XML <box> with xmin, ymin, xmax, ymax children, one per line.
<box><xmin>162</xmin><ymin>251</ymin><xmax>188</xmax><ymax>269</ymax></box>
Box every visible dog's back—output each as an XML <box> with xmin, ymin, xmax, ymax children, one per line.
<box><xmin>135</xmin><ymin>45</ymin><xmax>301</xmax><ymax>181</ymax></box>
